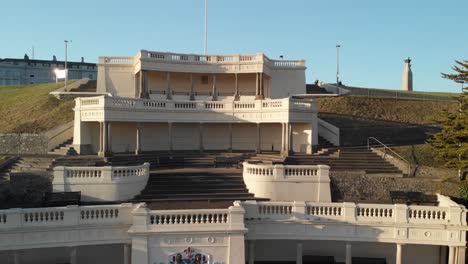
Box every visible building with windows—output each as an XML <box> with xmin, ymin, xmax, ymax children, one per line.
<box><xmin>0</xmin><ymin>54</ymin><xmax>97</xmax><ymax>86</ymax></box>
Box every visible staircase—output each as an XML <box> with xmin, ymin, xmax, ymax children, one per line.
<box><xmin>48</xmin><ymin>138</ymin><xmax>78</xmax><ymax>156</ymax></box>
<box><xmin>5</xmin><ymin>156</ymin><xmax>55</xmax><ymax>177</ymax></box>
<box><xmin>287</xmin><ymin>148</ymin><xmax>403</xmax><ymax>176</ymax></box>
<box><xmin>69</xmin><ymin>80</ymin><xmax>97</xmax><ymax>93</ymax></box>
<box><xmin>133</xmin><ymin>168</ymin><xmax>268</xmax><ymax>204</ymax></box>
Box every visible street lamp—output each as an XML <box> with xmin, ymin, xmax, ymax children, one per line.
<box><xmin>336</xmin><ymin>44</ymin><xmax>341</xmax><ymax>85</ymax></box>
<box><xmin>64</xmin><ymin>40</ymin><xmax>72</xmax><ymax>90</ymax></box>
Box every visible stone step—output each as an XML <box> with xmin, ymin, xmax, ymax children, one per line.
<box><xmin>135</xmin><ymin>192</ymin><xmax>256</xmax><ymax>200</ymax></box>
<box><xmin>141</xmin><ymin>189</ymin><xmax>249</xmax><ymax>195</ymax></box>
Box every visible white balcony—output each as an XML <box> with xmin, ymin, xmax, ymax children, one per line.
<box><xmin>75</xmin><ymin>96</ymin><xmax>318</xmax><ymax>124</ymax></box>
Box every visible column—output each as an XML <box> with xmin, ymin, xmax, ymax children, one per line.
<box><xmin>135</xmin><ymin>122</ymin><xmax>141</xmax><ymax>155</ymax></box>
<box><xmin>212</xmin><ymin>75</ymin><xmax>218</xmax><ymax>101</ymax></box>
<box><xmin>248</xmin><ymin>240</ymin><xmax>255</xmax><ymax>264</ymax></box>
<box><xmin>234</xmin><ymin>73</ymin><xmax>240</xmax><ymax>100</ymax></box>
<box><xmin>259</xmin><ymin>72</ymin><xmax>264</xmax><ymax>99</ymax></box>
<box><xmin>138</xmin><ymin>71</ymin><xmax>143</xmax><ymax>98</ymax></box>
<box><xmin>255</xmin><ymin>72</ymin><xmax>260</xmax><ymax>99</ymax></box>
<box><xmin>228</xmin><ymin>123</ymin><xmax>233</xmax><ymax>152</ymax></box>
<box><xmin>289</xmin><ymin>123</ymin><xmax>294</xmax><ymax>154</ymax></box>
<box><xmin>457</xmin><ymin>246</ymin><xmax>466</xmax><ymax>264</ymax></box>
<box><xmin>98</xmin><ymin>122</ymin><xmax>104</xmax><ymax>156</ymax></box>
<box><xmin>345</xmin><ymin>242</ymin><xmax>352</xmax><ymax>264</ymax></box>
<box><xmin>124</xmin><ymin>243</ymin><xmax>131</xmax><ymax>264</ymax></box>
<box><xmin>256</xmin><ymin>123</ymin><xmax>261</xmax><ymax>153</ymax></box>
<box><xmin>140</xmin><ymin>70</ymin><xmax>148</xmax><ymax>99</ymax></box>
<box><xmin>199</xmin><ymin>123</ymin><xmax>204</xmax><ymax>152</ymax></box>
<box><xmin>13</xmin><ymin>250</ymin><xmax>20</xmax><ymax>264</ymax></box>
<box><xmin>166</xmin><ymin>72</ymin><xmax>172</xmax><ymax>100</ymax></box>
<box><xmin>190</xmin><ymin>73</ymin><xmax>195</xmax><ymax>100</ymax></box>
<box><xmin>70</xmin><ymin>247</ymin><xmax>77</xmax><ymax>264</ymax></box>
<box><xmin>396</xmin><ymin>243</ymin><xmax>402</xmax><ymax>264</ymax></box>
<box><xmin>449</xmin><ymin>246</ymin><xmax>455</xmax><ymax>264</ymax></box>
<box><xmin>107</xmin><ymin>122</ymin><xmax>112</xmax><ymax>156</ymax></box>
<box><xmin>281</xmin><ymin>123</ymin><xmax>285</xmax><ymax>154</ymax></box>
<box><xmin>296</xmin><ymin>242</ymin><xmax>303</xmax><ymax>264</ymax></box>
<box><xmin>168</xmin><ymin>122</ymin><xmax>173</xmax><ymax>152</ymax></box>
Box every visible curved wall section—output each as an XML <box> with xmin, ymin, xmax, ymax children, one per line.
<box><xmin>242</xmin><ymin>162</ymin><xmax>331</xmax><ymax>202</ymax></box>
<box><xmin>52</xmin><ymin>163</ymin><xmax>150</xmax><ymax>202</ymax></box>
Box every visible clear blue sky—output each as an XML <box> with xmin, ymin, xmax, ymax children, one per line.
<box><xmin>2</xmin><ymin>0</ymin><xmax>467</xmax><ymax>92</ymax></box>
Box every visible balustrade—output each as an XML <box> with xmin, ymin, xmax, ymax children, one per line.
<box><xmin>149</xmin><ymin>210</ymin><xmax>230</xmax><ymax>225</ymax></box>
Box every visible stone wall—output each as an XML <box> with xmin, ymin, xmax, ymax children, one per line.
<box><xmin>0</xmin><ymin>134</ymin><xmax>48</xmax><ymax>155</ymax></box>
<box><xmin>0</xmin><ymin>173</ymin><xmax>52</xmax><ymax>209</ymax></box>
<box><xmin>330</xmin><ymin>171</ymin><xmax>461</xmax><ymax>203</ymax></box>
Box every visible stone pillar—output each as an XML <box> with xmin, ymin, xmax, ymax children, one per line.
<box><xmin>296</xmin><ymin>241</ymin><xmax>303</xmax><ymax>264</ymax></box>
<box><xmin>168</xmin><ymin>122</ymin><xmax>173</xmax><ymax>152</ymax></box>
<box><xmin>396</xmin><ymin>243</ymin><xmax>403</xmax><ymax>264</ymax></box>
<box><xmin>166</xmin><ymin>72</ymin><xmax>172</xmax><ymax>100</ymax></box>
<box><xmin>234</xmin><ymin>73</ymin><xmax>240</xmax><ymax>100</ymax></box>
<box><xmin>139</xmin><ymin>70</ymin><xmax>148</xmax><ymax>99</ymax></box>
<box><xmin>289</xmin><ymin>123</ymin><xmax>294</xmax><ymax>154</ymax></box>
<box><xmin>190</xmin><ymin>73</ymin><xmax>195</xmax><ymax>100</ymax></box>
<box><xmin>255</xmin><ymin>73</ymin><xmax>260</xmax><ymax>99</ymax></box>
<box><xmin>107</xmin><ymin>122</ymin><xmax>112</xmax><ymax>156</ymax></box>
<box><xmin>212</xmin><ymin>75</ymin><xmax>218</xmax><ymax>101</ymax></box>
<box><xmin>98</xmin><ymin>122</ymin><xmax>104</xmax><ymax>156</ymax></box>
<box><xmin>135</xmin><ymin>122</ymin><xmax>141</xmax><ymax>155</ymax></box>
<box><xmin>70</xmin><ymin>247</ymin><xmax>77</xmax><ymax>264</ymax></box>
<box><xmin>99</xmin><ymin>121</ymin><xmax>108</xmax><ymax>157</ymax></box>
<box><xmin>457</xmin><ymin>246</ymin><xmax>466</xmax><ymax>264</ymax></box>
<box><xmin>258</xmin><ymin>72</ymin><xmax>264</xmax><ymax>99</ymax></box>
<box><xmin>124</xmin><ymin>243</ymin><xmax>131</xmax><ymax>264</ymax></box>
<box><xmin>248</xmin><ymin>240</ymin><xmax>255</xmax><ymax>264</ymax></box>
<box><xmin>13</xmin><ymin>250</ymin><xmax>20</xmax><ymax>264</ymax></box>
<box><xmin>345</xmin><ymin>242</ymin><xmax>352</xmax><ymax>264</ymax></box>
<box><xmin>199</xmin><ymin>123</ymin><xmax>204</xmax><ymax>152</ymax></box>
<box><xmin>138</xmin><ymin>71</ymin><xmax>143</xmax><ymax>98</ymax></box>
<box><xmin>228</xmin><ymin>123</ymin><xmax>233</xmax><ymax>152</ymax></box>
<box><xmin>449</xmin><ymin>246</ymin><xmax>456</xmax><ymax>264</ymax></box>
<box><xmin>256</xmin><ymin>123</ymin><xmax>261</xmax><ymax>153</ymax></box>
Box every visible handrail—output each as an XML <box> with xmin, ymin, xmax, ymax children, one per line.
<box><xmin>367</xmin><ymin>137</ymin><xmax>412</xmax><ymax>176</ymax></box>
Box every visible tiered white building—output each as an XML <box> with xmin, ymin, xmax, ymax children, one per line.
<box><xmin>0</xmin><ymin>50</ymin><xmax>466</xmax><ymax>264</ymax></box>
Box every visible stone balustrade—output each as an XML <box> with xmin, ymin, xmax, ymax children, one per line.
<box><xmin>242</xmin><ymin>199</ymin><xmax>467</xmax><ymax>226</ymax></box>
<box><xmin>243</xmin><ymin>163</ymin><xmax>331</xmax><ymax>202</ymax></box>
<box><xmin>76</xmin><ymin>96</ymin><xmax>317</xmax><ymax>123</ymax></box>
<box><xmin>53</xmin><ymin>163</ymin><xmax>150</xmax><ymax>201</ymax></box>
<box><xmin>0</xmin><ymin>204</ymin><xmax>133</xmax><ymax>230</ymax></box>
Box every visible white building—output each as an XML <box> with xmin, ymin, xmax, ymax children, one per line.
<box><xmin>0</xmin><ymin>50</ymin><xmax>466</xmax><ymax>264</ymax></box>
<box><xmin>73</xmin><ymin>50</ymin><xmax>317</xmax><ymax>156</ymax></box>
<box><xmin>0</xmin><ymin>55</ymin><xmax>97</xmax><ymax>86</ymax></box>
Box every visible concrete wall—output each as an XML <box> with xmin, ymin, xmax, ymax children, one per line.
<box><xmin>232</xmin><ymin>123</ymin><xmax>256</xmax><ymax>151</ymax></box>
<box><xmin>259</xmin><ymin>123</ymin><xmax>281</xmax><ymax>151</ymax></box>
<box><xmin>97</xmin><ymin>65</ymin><xmax>135</xmax><ymax>97</ymax></box>
<box><xmin>270</xmin><ymin>69</ymin><xmax>306</xmax><ymax>98</ymax></box>
<box><xmin>203</xmin><ymin>123</ymin><xmax>230</xmax><ymax>150</ymax></box>
<box><xmin>0</xmin><ymin>134</ymin><xmax>48</xmax><ymax>155</ymax></box>
<box><xmin>140</xmin><ymin>123</ymin><xmax>170</xmax><ymax>151</ymax></box>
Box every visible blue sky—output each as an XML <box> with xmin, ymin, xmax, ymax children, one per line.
<box><xmin>2</xmin><ymin>0</ymin><xmax>467</xmax><ymax>92</ymax></box>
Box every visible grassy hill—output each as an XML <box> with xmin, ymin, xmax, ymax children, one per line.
<box><xmin>316</xmin><ymin>96</ymin><xmax>458</xmax><ymax>124</ymax></box>
<box><xmin>342</xmin><ymin>85</ymin><xmax>458</xmax><ymax>101</ymax></box>
<box><xmin>0</xmin><ymin>82</ymin><xmax>75</xmax><ymax>133</ymax></box>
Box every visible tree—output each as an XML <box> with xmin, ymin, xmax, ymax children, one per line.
<box><xmin>429</xmin><ymin>60</ymin><xmax>468</xmax><ymax>179</ymax></box>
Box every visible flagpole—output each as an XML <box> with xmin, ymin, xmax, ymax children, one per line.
<box><xmin>204</xmin><ymin>0</ymin><xmax>208</xmax><ymax>54</ymax></box>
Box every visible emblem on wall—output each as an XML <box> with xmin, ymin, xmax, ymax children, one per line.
<box><xmin>168</xmin><ymin>247</ymin><xmax>210</xmax><ymax>264</ymax></box>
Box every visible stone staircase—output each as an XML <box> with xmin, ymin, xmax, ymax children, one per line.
<box><xmin>133</xmin><ymin>168</ymin><xmax>267</xmax><ymax>203</ymax></box>
<box><xmin>287</xmin><ymin>147</ymin><xmax>403</xmax><ymax>176</ymax></box>
<box><xmin>48</xmin><ymin>138</ymin><xmax>78</xmax><ymax>156</ymax></box>
<box><xmin>69</xmin><ymin>80</ymin><xmax>97</xmax><ymax>92</ymax></box>
<box><xmin>4</xmin><ymin>156</ymin><xmax>55</xmax><ymax>178</ymax></box>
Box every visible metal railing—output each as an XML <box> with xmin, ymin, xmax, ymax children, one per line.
<box><xmin>367</xmin><ymin>137</ymin><xmax>412</xmax><ymax>176</ymax></box>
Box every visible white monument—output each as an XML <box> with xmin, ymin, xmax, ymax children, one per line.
<box><xmin>402</xmin><ymin>57</ymin><xmax>413</xmax><ymax>91</ymax></box>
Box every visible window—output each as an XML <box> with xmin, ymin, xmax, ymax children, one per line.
<box><xmin>201</xmin><ymin>76</ymin><xmax>208</xmax><ymax>84</ymax></box>
<box><xmin>30</xmin><ymin>74</ymin><xmax>35</xmax><ymax>78</ymax></box>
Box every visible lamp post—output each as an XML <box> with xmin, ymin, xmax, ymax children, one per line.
<box><xmin>64</xmin><ymin>40</ymin><xmax>71</xmax><ymax>90</ymax></box>
<box><xmin>336</xmin><ymin>44</ymin><xmax>341</xmax><ymax>85</ymax></box>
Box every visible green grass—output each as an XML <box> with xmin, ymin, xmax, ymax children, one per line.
<box><xmin>391</xmin><ymin>144</ymin><xmax>442</xmax><ymax>167</ymax></box>
<box><xmin>0</xmin><ymin>82</ymin><xmax>75</xmax><ymax>133</ymax></box>
<box><xmin>316</xmin><ymin>96</ymin><xmax>458</xmax><ymax>124</ymax></box>
<box><xmin>343</xmin><ymin>86</ymin><xmax>458</xmax><ymax>101</ymax></box>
